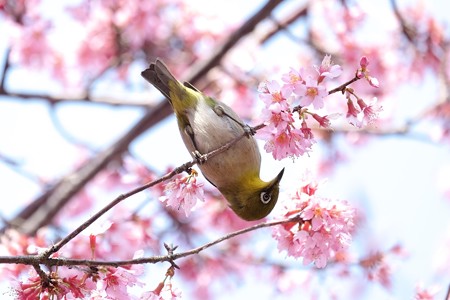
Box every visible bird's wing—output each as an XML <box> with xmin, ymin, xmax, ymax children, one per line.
<box><xmin>183</xmin><ymin>81</ymin><xmax>200</xmax><ymax>92</ymax></box>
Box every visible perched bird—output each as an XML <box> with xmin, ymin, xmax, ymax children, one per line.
<box><xmin>141</xmin><ymin>59</ymin><xmax>284</xmax><ymax>220</ymax></box>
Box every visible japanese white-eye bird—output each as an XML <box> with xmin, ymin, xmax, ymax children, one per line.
<box><xmin>141</xmin><ymin>59</ymin><xmax>284</xmax><ymax>221</ymax></box>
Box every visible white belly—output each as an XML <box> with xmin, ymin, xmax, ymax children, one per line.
<box><xmin>180</xmin><ymin>100</ymin><xmax>261</xmax><ymax>188</ymax></box>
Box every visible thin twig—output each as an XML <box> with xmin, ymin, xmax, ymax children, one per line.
<box><xmin>32</xmin><ymin>264</ymin><xmax>49</xmax><ymax>283</ymax></box>
<box><xmin>260</xmin><ymin>6</ymin><xmax>308</xmax><ymax>45</ymax></box>
<box><xmin>0</xmin><ymin>152</ymin><xmax>46</xmax><ymax>185</ymax></box>
<box><xmin>0</xmin><ymin>214</ymin><xmax>301</xmax><ymax>267</ymax></box>
<box><xmin>327</xmin><ymin>75</ymin><xmax>360</xmax><ymax>95</ymax></box>
<box><xmin>48</xmin><ymin>106</ymin><xmax>96</xmax><ymax>150</ymax></box>
<box><xmin>0</xmin><ymin>89</ymin><xmax>153</xmax><ymax>107</ymax></box>
<box><xmin>390</xmin><ymin>0</ymin><xmax>416</xmax><ymax>44</ymax></box>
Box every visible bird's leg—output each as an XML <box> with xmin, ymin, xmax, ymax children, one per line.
<box><xmin>184</xmin><ymin>125</ymin><xmax>207</xmax><ymax>164</ymax></box>
<box><xmin>213</xmin><ymin>105</ymin><xmax>256</xmax><ymax>137</ymax></box>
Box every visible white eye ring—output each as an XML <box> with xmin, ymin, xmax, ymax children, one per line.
<box><xmin>260</xmin><ymin>191</ymin><xmax>271</xmax><ymax>204</ymax></box>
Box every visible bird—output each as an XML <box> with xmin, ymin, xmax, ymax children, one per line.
<box><xmin>141</xmin><ymin>59</ymin><xmax>284</xmax><ymax>221</ymax></box>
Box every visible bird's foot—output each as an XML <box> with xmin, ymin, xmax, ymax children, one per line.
<box><xmin>243</xmin><ymin>124</ymin><xmax>256</xmax><ymax>137</ymax></box>
<box><xmin>193</xmin><ymin>150</ymin><xmax>207</xmax><ymax>165</ymax></box>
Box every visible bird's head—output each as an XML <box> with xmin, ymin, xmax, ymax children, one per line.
<box><xmin>220</xmin><ymin>168</ymin><xmax>285</xmax><ymax>221</ymax></box>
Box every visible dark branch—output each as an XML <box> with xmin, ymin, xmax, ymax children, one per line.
<box><xmin>260</xmin><ymin>5</ymin><xmax>308</xmax><ymax>44</ymax></box>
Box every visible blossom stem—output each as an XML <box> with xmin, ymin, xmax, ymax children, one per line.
<box><xmin>327</xmin><ymin>75</ymin><xmax>360</xmax><ymax>95</ymax></box>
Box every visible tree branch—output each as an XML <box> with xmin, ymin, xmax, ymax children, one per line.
<box><xmin>390</xmin><ymin>0</ymin><xmax>416</xmax><ymax>44</ymax></box>
<box><xmin>259</xmin><ymin>5</ymin><xmax>308</xmax><ymax>45</ymax></box>
<box><xmin>0</xmin><ymin>152</ymin><xmax>46</xmax><ymax>185</ymax></box>
<box><xmin>327</xmin><ymin>74</ymin><xmax>360</xmax><ymax>95</ymax></box>
<box><xmin>0</xmin><ymin>89</ymin><xmax>154</xmax><ymax>107</ymax></box>
<box><xmin>3</xmin><ymin>0</ymin><xmax>285</xmax><ymax>236</ymax></box>
<box><xmin>0</xmin><ymin>214</ymin><xmax>301</xmax><ymax>268</ymax></box>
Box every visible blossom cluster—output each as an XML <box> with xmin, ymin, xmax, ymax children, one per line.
<box><xmin>257</xmin><ymin>55</ymin><xmax>381</xmax><ymax>160</ymax></box>
<box><xmin>272</xmin><ymin>179</ymin><xmax>355</xmax><ymax>268</ymax></box>
<box><xmin>159</xmin><ymin>171</ymin><xmax>205</xmax><ymax>217</ymax></box>
<box><xmin>16</xmin><ymin>263</ymin><xmax>145</xmax><ymax>299</ymax></box>
<box><xmin>3</xmin><ymin>230</ymin><xmax>180</xmax><ymax>300</ymax></box>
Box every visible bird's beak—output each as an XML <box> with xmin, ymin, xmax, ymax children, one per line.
<box><xmin>270</xmin><ymin>168</ymin><xmax>285</xmax><ymax>187</ymax></box>
<box><xmin>276</xmin><ymin>168</ymin><xmax>285</xmax><ymax>182</ymax></box>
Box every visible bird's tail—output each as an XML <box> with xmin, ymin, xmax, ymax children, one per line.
<box><xmin>142</xmin><ymin>59</ymin><xmax>202</xmax><ymax>115</ymax></box>
<box><xmin>141</xmin><ymin>59</ymin><xmax>181</xmax><ymax>104</ymax></box>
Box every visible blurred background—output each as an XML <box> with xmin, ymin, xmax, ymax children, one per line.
<box><xmin>0</xmin><ymin>0</ymin><xmax>449</xmax><ymax>299</ymax></box>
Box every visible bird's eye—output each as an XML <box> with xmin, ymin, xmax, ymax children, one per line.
<box><xmin>260</xmin><ymin>191</ymin><xmax>271</xmax><ymax>204</ymax></box>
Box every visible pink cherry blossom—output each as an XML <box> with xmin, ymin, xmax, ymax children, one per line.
<box><xmin>316</xmin><ymin>54</ymin><xmax>343</xmax><ymax>82</ymax></box>
<box><xmin>264</xmin><ymin>128</ymin><xmax>313</xmax><ymax>160</ymax></box>
<box><xmin>272</xmin><ymin>223</ymin><xmax>297</xmax><ymax>256</ymax></box>
<box><xmin>359</xmin><ymin>244</ymin><xmax>407</xmax><ymax>290</ymax></box>
<box><xmin>101</xmin><ymin>265</ymin><xmax>144</xmax><ymax>299</ymax></box>
<box><xmin>258</xmin><ymin>80</ymin><xmax>292</xmax><ymax>107</ymax></box>
<box><xmin>16</xmin><ymin>275</ymin><xmax>47</xmax><ymax>299</ymax></box>
<box><xmin>365</xmin><ymin>259</ymin><xmax>392</xmax><ymax>289</ymax></box>
<box><xmin>257</xmin><ymin>55</ymin><xmax>347</xmax><ymax>160</ymax></box>
<box><xmin>11</xmin><ymin>18</ymin><xmax>52</xmax><ymax>68</ymax></box>
<box><xmin>0</xmin><ymin>229</ymin><xmax>48</xmax><ymax>278</ymax></box>
<box><xmin>366</xmin><ymin>75</ymin><xmax>379</xmax><ymax>88</ymax></box>
<box><xmin>141</xmin><ymin>279</ymin><xmax>181</xmax><ymax>300</ymax></box>
<box><xmin>414</xmin><ymin>283</ymin><xmax>440</xmax><ymax>300</ymax></box>
<box><xmin>281</xmin><ymin>67</ymin><xmax>305</xmax><ymax>90</ymax></box>
<box><xmin>273</xmin><ymin>179</ymin><xmax>355</xmax><ymax>268</ymax></box>
<box><xmin>311</xmin><ymin>113</ymin><xmax>332</xmax><ymax>128</ymax></box>
<box><xmin>346</xmin><ymin>99</ymin><xmax>362</xmax><ymax>127</ymax></box>
<box><xmin>257</xmin><ymin>82</ymin><xmax>316</xmax><ymax>160</ymax></box>
<box><xmin>15</xmin><ymin>271</ymin><xmax>87</xmax><ymax>299</ymax></box>
<box><xmin>300</xmin><ymin>120</ymin><xmax>314</xmax><ymax>140</ymax></box>
<box><xmin>160</xmin><ymin>281</ymin><xmax>182</xmax><ymax>299</ymax></box>
<box><xmin>160</xmin><ymin>174</ymin><xmax>205</xmax><ymax>217</ymax></box>
<box><xmin>260</xmin><ymin>102</ymin><xmax>295</xmax><ymax>132</ymax></box>
<box><xmin>294</xmin><ymin>76</ymin><xmax>328</xmax><ymax>109</ymax></box>
<box><xmin>258</xmin><ymin>109</ymin><xmax>315</xmax><ymax>160</ymax></box>
<box><xmin>357</xmin><ymin>97</ymin><xmax>383</xmax><ymax>126</ymax></box>
<box><xmin>359</xmin><ymin>56</ymin><xmax>369</xmax><ymax>70</ymax></box>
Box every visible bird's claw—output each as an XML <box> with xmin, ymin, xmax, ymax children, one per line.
<box><xmin>243</xmin><ymin>124</ymin><xmax>256</xmax><ymax>137</ymax></box>
<box><xmin>193</xmin><ymin>150</ymin><xmax>207</xmax><ymax>164</ymax></box>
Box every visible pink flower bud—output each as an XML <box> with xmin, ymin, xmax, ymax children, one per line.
<box><xmin>359</xmin><ymin>56</ymin><xmax>369</xmax><ymax>68</ymax></box>
<box><xmin>312</xmin><ymin>113</ymin><xmax>331</xmax><ymax>128</ymax></box>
